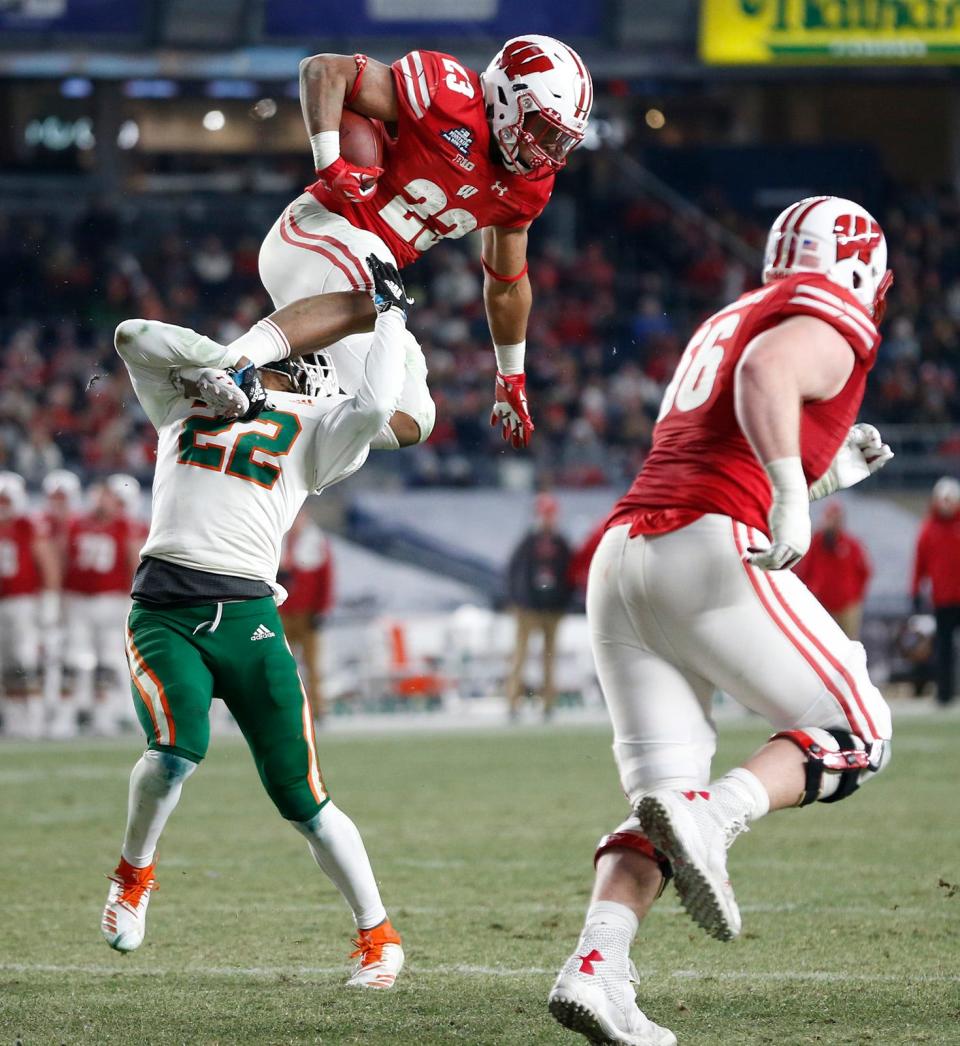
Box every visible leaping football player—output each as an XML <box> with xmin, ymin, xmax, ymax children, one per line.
<box><xmin>548</xmin><ymin>198</ymin><xmax>896</xmax><ymax>1045</ymax></box>
<box><xmin>101</xmin><ymin>257</ymin><xmax>412</xmax><ymax>990</ymax></box>
<box><xmin>208</xmin><ymin>35</ymin><xmax>592</xmax><ymax>450</ymax></box>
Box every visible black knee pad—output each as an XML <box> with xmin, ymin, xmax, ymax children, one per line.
<box><xmin>773</xmin><ymin>728</ymin><xmax>890</xmax><ymax>806</ymax></box>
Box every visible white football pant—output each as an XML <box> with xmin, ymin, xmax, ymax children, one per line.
<box><xmin>260</xmin><ymin>193</ymin><xmax>398</xmax><ymax>395</ymax></box>
<box><xmin>0</xmin><ymin>595</ymin><xmax>40</xmax><ymax>693</ymax></box>
<box><xmin>589</xmin><ymin>517</ymin><xmax>892</xmax><ymax>806</ymax></box>
<box><xmin>63</xmin><ymin>593</ymin><xmax>132</xmax><ymax>709</ymax></box>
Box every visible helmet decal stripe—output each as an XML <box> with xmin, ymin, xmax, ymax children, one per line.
<box><xmin>772</xmin><ymin>199</ymin><xmax>810</xmax><ymax>269</ymax></box>
<box><xmin>783</xmin><ymin>197</ymin><xmax>831</xmax><ymax>269</ymax></box>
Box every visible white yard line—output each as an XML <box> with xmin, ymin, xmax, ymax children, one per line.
<box><xmin>1</xmin><ymin>962</ymin><xmax>957</xmax><ymax>983</ymax></box>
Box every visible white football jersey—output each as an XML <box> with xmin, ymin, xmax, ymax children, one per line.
<box><xmin>117</xmin><ymin>314</ymin><xmax>405</xmax><ymax>597</ymax></box>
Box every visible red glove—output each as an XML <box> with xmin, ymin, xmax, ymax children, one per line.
<box><xmin>490</xmin><ymin>372</ymin><xmax>535</xmax><ymax>449</ymax></box>
<box><xmin>316</xmin><ymin>155</ymin><xmax>383</xmax><ymax>204</ymax></box>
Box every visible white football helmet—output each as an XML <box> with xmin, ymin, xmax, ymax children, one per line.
<box><xmin>481</xmin><ymin>35</ymin><xmax>592</xmax><ymax>176</ymax></box>
<box><xmin>0</xmin><ymin>471</ymin><xmax>27</xmax><ymax>515</ymax></box>
<box><xmin>263</xmin><ymin>352</ymin><xmax>339</xmax><ymax>399</ymax></box>
<box><xmin>42</xmin><ymin>468</ymin><xmax>82</xmax><ymax>504</ymax></box>
<box><xmin>763</xmin><ymin>196</ymin><xmax>893</xmax><ymax>319</ymax></box>
<box><xmin>107</xmin><ymin>473</ymin><xmax>141</xmax><ymax>513</ymax></box>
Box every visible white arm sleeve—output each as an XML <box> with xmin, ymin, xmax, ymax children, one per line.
<box><xmin>115</xmin><ymin>319</ymin><xmax>243</xmax><ymax>429</ymax></box>
<box><xmin>312</xmin><ymin>309</ymin><xmax>407</xmax><ymax>491</ymax></box>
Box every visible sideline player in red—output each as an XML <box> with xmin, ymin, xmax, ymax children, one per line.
<box><xmin>58</xmin><ymin>477</ymin><xmax>142</xmax><ymax>736</ymax></box>
<box><xmin>222</xmin><ymin>35</ymin><xmax>592</xmax><ymax>449</ymax></box>
<box><xmin>548</xmin><ymin>197</ymin><xmax>896</xmax><ymax>1046</ymax></box>
<box><xmin>278</xmin><ymin>511</ymin><xmax>334</xmax><ymax>724</ymax></box>
<box><xmin>0</xmin><ymin>472</ymin><xmax>60</xmax><ymax>738</ymax></box>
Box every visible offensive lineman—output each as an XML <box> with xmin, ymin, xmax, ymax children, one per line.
<box><xmin>100</xmin><ymin>257</ymin><xmax>411</xmax><ymax>990</ymax></box>
<box><xmin>548</xmin><ymin>197</ymin><xmax>896</xmax><ymax>1045</ymax></box>
<box><xmin>218</xmin><ymin>35</ymin><xmax>593</xmax><ymax>450</ymax></box>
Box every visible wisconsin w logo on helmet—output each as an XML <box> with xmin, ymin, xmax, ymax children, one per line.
<box><xmin>834</xmin><ymin>215</ymin><xmax>883</xmax><ymax>264</ymax></box>
<box><xmin>498</xmin><ymin>39</ymin><xmax>555</xmax><ymax>80</ymax></box>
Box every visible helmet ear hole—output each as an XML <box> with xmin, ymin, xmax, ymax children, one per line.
<box><xmin>852</xmin><ymin>272</ymin><xmax>862</xmax><ymax>289</ymax></box>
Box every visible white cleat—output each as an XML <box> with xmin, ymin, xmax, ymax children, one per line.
<box><xmin>101</xmin><ymin>858</ymin><xmax>157</xmax><ymax>953</ymax></box>
<box><xmin>549</xmin><ymin>933</ymin><xmax>676</xmax><ymax>1046</ymax></box>
<box><xmin>638</xmin><ymin>789</ymin><xmax>747</xmax><ymax>942</ymax></box>
<box><xmin>344</xmin><ymin>919</ymin><xmax>404</xmax><ymax>989</ymax></box>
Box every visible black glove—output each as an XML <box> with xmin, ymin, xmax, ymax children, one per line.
<box><xmin>229</xmin><ymin>362</ymin><xmax>270</xmax><ymax>423</ymax></box>
<box><xmin>367</xmin><ymin>254</ymin><xmax>413</xmax><ymax>316</ymax></box>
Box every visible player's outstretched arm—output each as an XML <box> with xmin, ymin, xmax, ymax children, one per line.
<box><xmin>312</xmin><ymin>258</ymin><xmax>410</xmax><ymax>490</ymax></box>
<box><xmin>734</xmin><ymin>315</ymin><xmax>854</xmax><ymax>571</ymax></box>
<box><xmin>300</xmin><ymin>53</ymin><xmax>397</xmax><ymax>201</ymax></box>
<box><xmin>482</xmin><ymin>225</ymin><xmax>535</xmax><ymax>448</ymax></box>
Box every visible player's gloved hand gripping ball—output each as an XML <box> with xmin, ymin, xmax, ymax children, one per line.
<box><xmin>491</xmin><ymin>373</ymin><xmax>535</xmax><ymax>449</ymax></box>
<box><xmin>367</xmin><ymin>255</ymin><xmax>414</xmax><ymax>317</ymax></box>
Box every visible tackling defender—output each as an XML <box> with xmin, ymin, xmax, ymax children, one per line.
<box><xmin>548</xmin><ymin>197</ymin><xmax>896</xmax><ymax>1045</ymax></box>
<box><xmin>101</xmin><ymin>258</ymin><xmax>411</xmax><ymax>990</ymax></box>
<box><xmin>218</xmin><ymin>34</ymin><xmax>593</xmax><ymax>450</ymax></box>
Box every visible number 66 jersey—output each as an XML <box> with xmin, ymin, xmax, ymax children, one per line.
<box><xmin>608</xmin><ymin>273</ymin><xmax>881</xmax><ymax>541</ymax></box>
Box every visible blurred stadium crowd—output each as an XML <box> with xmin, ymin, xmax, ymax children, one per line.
<box><xmin>1</xmin><ymin>167</ymin><xmax>959</xmax><ymax>489</ymax></box>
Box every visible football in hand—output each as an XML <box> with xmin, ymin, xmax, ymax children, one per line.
<box><xmin>339</xmin><ymin>110</ymin><xmax>384</xmax><ymax>169</ymax></box>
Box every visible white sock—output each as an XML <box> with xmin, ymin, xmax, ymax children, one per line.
<box><xmin>226</xmin><ymin>317</ymin><xmax>291</xmax><ymax>369</ymax></box>
<box><xmin>121</xmin><ymin>750</ymin><xmax>197</xmax><ymax>867</ymax></box>
<box><xmin>711</xmin><ymin>767</ymin><xmax>771</xmax><ymax>823</ymax></box>
<box><xmin>584</xmin><ymin>900</ymin><xmax>639</xmax><ymax>939</ymax></box>
<box><xmin>294</xmin><ymin>802</ymin><xmax>387</xmax><ymax>930</ymax></box>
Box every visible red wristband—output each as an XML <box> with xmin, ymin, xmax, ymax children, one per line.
<box><xmin>481</xmin><ymin>255</ymin><xmax>529</xmax><ymax>284</ymax></box>
<box><xmin>345</xmin><ymin>54</ymin><xmax>368</xmax><ymax>106</ymax></box>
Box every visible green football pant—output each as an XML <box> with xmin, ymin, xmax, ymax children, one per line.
<box><xmin>125</xmin><ymin>597</ymin><xmax>328</xmax><ymax>822</ymax></box>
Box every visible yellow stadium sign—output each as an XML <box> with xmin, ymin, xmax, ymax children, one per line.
<box><xmin>701</xmin><ymin>0</ymin><xmax>960</xmax><ymax>64</ymax></box>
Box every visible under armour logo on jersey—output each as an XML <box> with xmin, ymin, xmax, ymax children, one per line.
<box><xmin>250</xmin><ymin>624</ymin><xmax>275</xmax><ymax>641</ymax></box>
<box><xmin>498</xmin><ymin>38</ymin><xmax>555</xmax><ymax>80</ymax></box>
<box><xmin>456</xmin><ymin>184</ymin><xmax>479</xmax><ymax>199</ymax></box>
<box><xmin>491</xmin><ymin>181</ymin><xmax>508</xmax><ymax>197</ymax></box>
<box><xmin>834</xmin><ymin>215</ymin><xmax>882</xmax><ymax>264</ymax></box>
<box><xmin>577</xmin><ymin>949</ymin><xmax>604</xmax><ymax>975</ymax></box>
<box><xmin>681</xmin><ymin>790</ymin><xmax>711</xmax><ymax>801</ymax></box>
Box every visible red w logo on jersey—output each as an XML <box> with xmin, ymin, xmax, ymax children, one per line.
<box><xmin>498</xmin><ymin>39</ymin><xmax>555</xmax><ymax>79</ymax></box>
<box><xmin>834</xmin><ymin>215</ymin><xmax>882</xmax><ymax>264</ymax></box>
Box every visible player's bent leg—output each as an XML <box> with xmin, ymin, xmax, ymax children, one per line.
<box><xmin>294</xmin><ymin>807</ymin><xmax>404</xmax><ymax>990</ymax></box>
<box><xmin>102</xmin><ymin>749</ymin><xmax>198</xmax><ymax>952</ymax></box>
<box><xmin>550</xmin><ymin>819</ymin><xmax>676</xmax><ymax>1046</ymax></box>
<box><xmin>216</xmin><ymin>602</ymin><xmax>403</xmax><ymax>987</ymax></box>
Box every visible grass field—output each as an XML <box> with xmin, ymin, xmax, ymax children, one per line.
<box><xmin>1</xmin><ymin>710</ymin><xmax>959</xmax><ymax>1045</ymax></box>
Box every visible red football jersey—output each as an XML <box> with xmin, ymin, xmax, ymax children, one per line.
<box><xmin>0</xmin><ymin>516</ymin><xmax>45</xmax><ymax>598</ymax></box>
<box><xmin>307</xmin><ymin>50</ymin><xmax>555</xmax><ymax>268</ymax></box>
<box><xmin>64</xmin><ymin>516</ymin><xmax>134</xmax><ymax>595</ymax></box>
<box><xmin>608</xmin><ymin>274</ymin><xmax>881</xmax><ymax>539</ymax></box>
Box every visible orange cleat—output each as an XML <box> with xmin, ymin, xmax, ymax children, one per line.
<box><xmin>345</xmin><ymin>918</ymin><xmax>404</xmax><ymax>989</ymax></box>
<box><xmin>101</xmin><ymin>857</ymin><xmax>157</xmax><ymax>953</ymax></box>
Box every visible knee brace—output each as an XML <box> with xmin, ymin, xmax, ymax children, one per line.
<box><xmin>773</xmin><ymin>728</ymin><xmax>890</xmax><ymax>806</ymax></box>
<box><xmin>595</xmin><ymin>813</ymin><xmax>673</xmax><ymax>883</ymax></box>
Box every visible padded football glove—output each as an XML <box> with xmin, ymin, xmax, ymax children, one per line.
<box><xmin>808</xmin><ymin>423</ymin><xmax>894</xmax><ymax>501</ymax></box>
<box><xmin>317</xmin><ymin>156</ymin><xmax>383</xmax><ymax>203</ymax></box>
<box><xmin>367</xmin><ymin>254</ymin><xmax>413</xmax><ymax>317</ymax></box>
<box><xmin>176</xmin><ymin>366</ymin><xmax>250</xmax><ymax>420</ymax></box>
<box><xmin>228</xmin><ymin>362</ymin><xmax>270</xmax><ymax>423</ymax></box>
<box><xmin>490</xmin><ymin>372</ymin><xmax>535</xmax><ymax>449</ymax></box>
